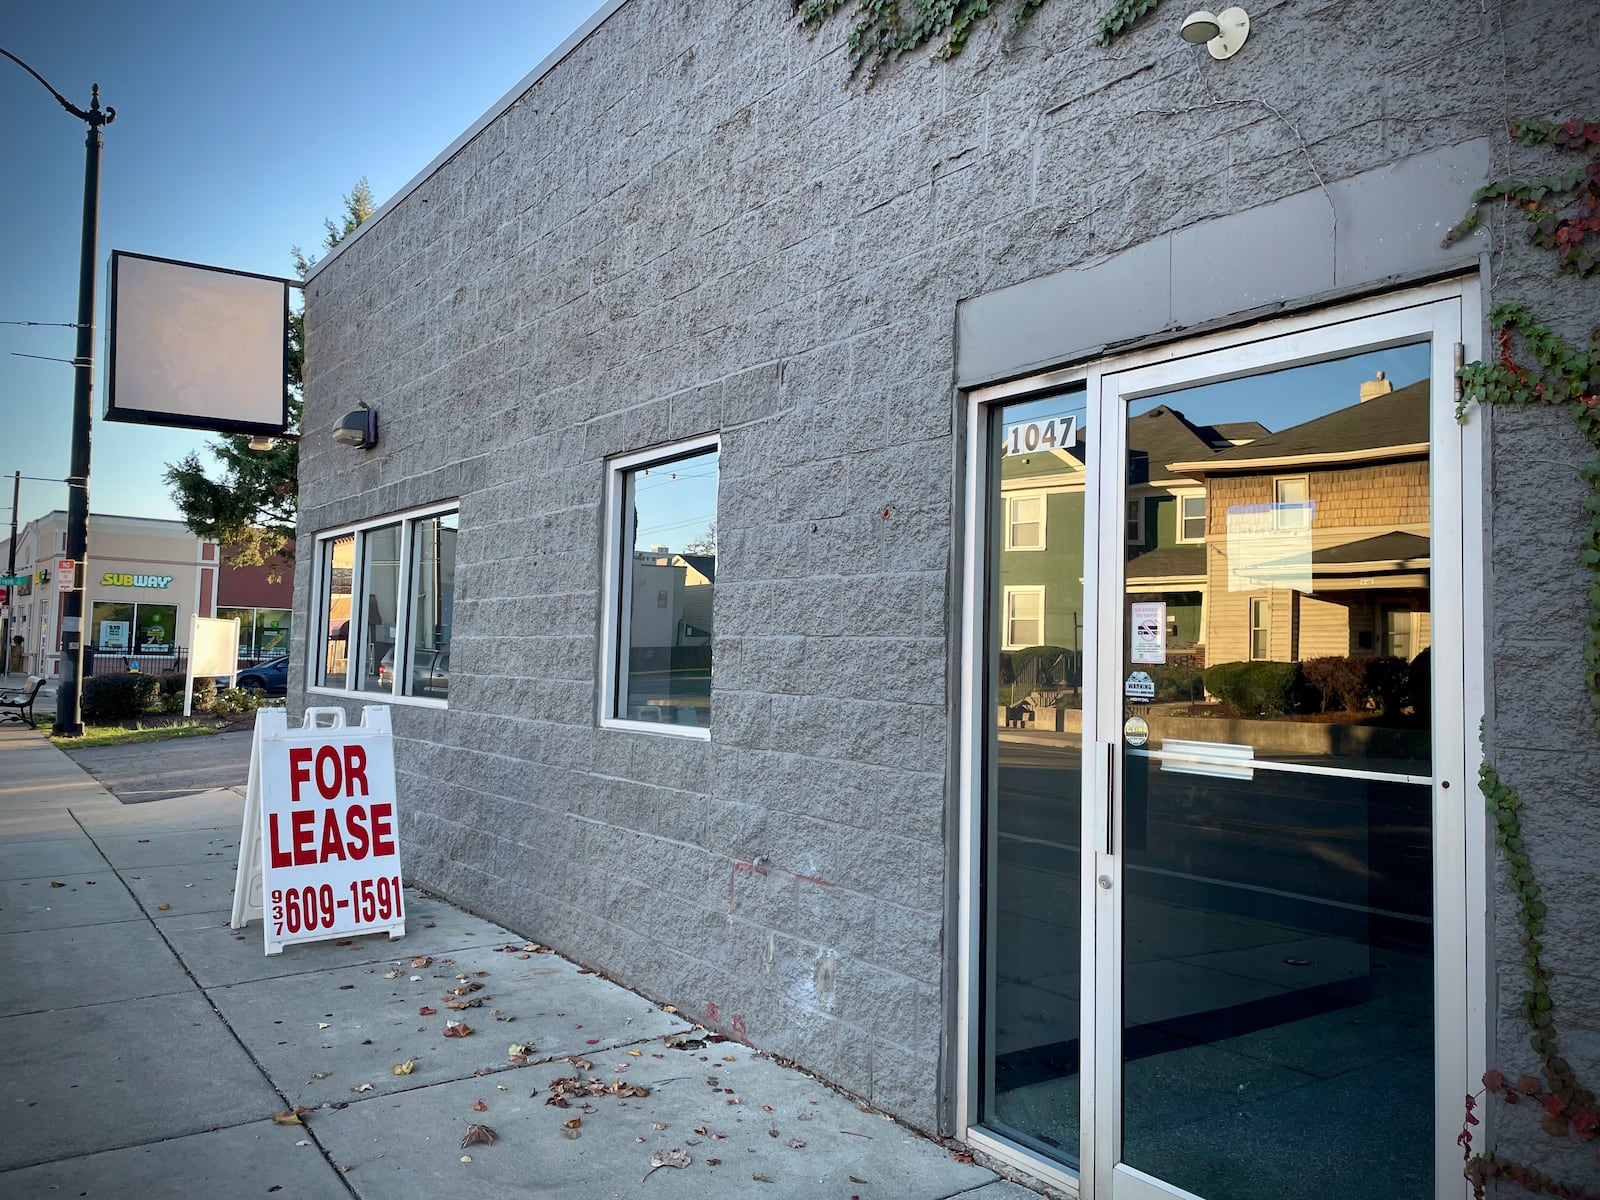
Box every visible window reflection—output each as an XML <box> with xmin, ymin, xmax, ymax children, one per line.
<box><xmin>618</xmin><ymin>447</ymin><xmax>717</xmax><ymax>728</ymax></box>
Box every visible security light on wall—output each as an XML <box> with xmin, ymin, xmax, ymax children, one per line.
<box><xmin>1180</xmin><ymin>6</ymin><xmax>1249</xmax><ymax>58</ymax></box>
<box><xmin>332</xmin><ymin>403</ymin><xmax>378</xmax><ymax>449</ymax></box>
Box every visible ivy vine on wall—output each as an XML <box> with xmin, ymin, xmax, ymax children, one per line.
<box><xmin>1444</xmin><ymin>117</ymin><xmax>1600</xmax><ymax>1200</ymax></box>
<box><xmin>791</xmin><ymin>0</ymin><xmax>1162</xmax><ymax>84</ymax></box>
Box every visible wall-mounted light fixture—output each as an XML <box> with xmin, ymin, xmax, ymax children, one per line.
<box><xmin>1180</xmin><ymin>6</ymin><xmax>1249</xmax><ymax>58</ymax></box>
<box><xmin>332</xmin><ymin>403</ymin><xmax>378</xmax><ymax>449</ymax></box>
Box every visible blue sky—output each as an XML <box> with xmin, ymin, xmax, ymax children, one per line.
<box><xmin>1</xmin><ymin>0</ymin><xmax>603</xmax><ymax>535</ymax></box>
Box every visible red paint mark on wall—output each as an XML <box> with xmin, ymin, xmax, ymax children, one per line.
<box><xmin>726</xmin><ymin>858</ymin><xmax>832</xmax><ymax>918</ymax></box>
<box><xmin>705</xmin><ymin>1001</ymin><xmax>720</xmax><ymax>1023</ymax></box>
<box><xmin>729</xmin><ymin>1013</ymin><xmax>747</xmax><ymax>1037</ymax></box>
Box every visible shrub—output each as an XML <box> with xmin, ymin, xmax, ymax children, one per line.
<box><xmin>1364</xmin><ymin>655</ymin><xmax>1412</xmax><ymax>715</ymax></box>
<box><xmin>1302</xmin><ymin>656</ymin><xmax>1370</xmax><ymax>712</ymax></box>
<box><xmin>1203</xmin><ymin>660</ymin><xmax>1308</xmax><ymax>717</ymax></box>
<box><xmin>210</xmin><ymin>687</ymin><xmax>270</xmax><ymax>717</ymax></box>
<box><xmin>156</xmin><ymin>672</ymin><xmax>217</xmax><ymax>711</ymax></box>
<box><xmin>1147</xmin><ymin>665</ymin><xmax>1205</xmax><ymax>703</ymax></box>
<box><xmin>80</xmin><ymin>673</ymin><xmax>161</xmax><ymax>721</ymax></box>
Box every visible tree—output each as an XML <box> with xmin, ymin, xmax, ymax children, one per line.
<box><xmin>164</xmin><ymin>179</ymin><xmax>376</xmax><ymax>576</ymax></box>
<box><xmin>681</xmin><ymin>522</ymin><xmax>717</xmax><ymax>555</ymax></box>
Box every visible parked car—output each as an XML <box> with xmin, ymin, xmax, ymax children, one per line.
<box><xmin>378</xmin><ymin>647</ymin><xmax>449</xmax><ymax>697</ymax></box>
<box><xmin>235</xmin><ymin>655</ymin><xmax>290</xmax><ymax>696</ymax></box>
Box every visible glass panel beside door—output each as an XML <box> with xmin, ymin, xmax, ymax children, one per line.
<box><xmin>1114</xmin><ymin>343</ymin><xmax>1435</xmax><ymax>1200</ymax></box>
<box><xmin>981</xmin><ymin>387</ymin><xmax>1089</xmax><ymax>1166</ymax></box>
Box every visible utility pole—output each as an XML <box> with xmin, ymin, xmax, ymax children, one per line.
<box><xmin>2</xmin><ymin>471</ymin><xmax>17</xmax><ymax>681</ymax></box>
<box><xmin>1</xmin><ymin>50</ymin><xmax>115</xmax><ymax>736</ymax></box>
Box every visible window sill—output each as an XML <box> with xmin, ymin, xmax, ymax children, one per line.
<box><xmin>305</xmin><ymin>685</ymin><xmax>448</xmax><ymax>711</ymax></box>
<box><xmin>600</xmin><ymin>715</ymin><xmax>711</xmax><ymax>740</ymax></box>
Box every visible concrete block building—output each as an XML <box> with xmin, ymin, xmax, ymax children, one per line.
<box><xmin>290</xmin><ymin>2</ymin><xmax>1600</xmax><ymax>1196</ymax></box>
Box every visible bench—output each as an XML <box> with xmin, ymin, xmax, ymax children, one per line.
<box><xmin>0</xmin><ymin>676</ymin><xmax>44</xmax><ymax>729</ymax></box>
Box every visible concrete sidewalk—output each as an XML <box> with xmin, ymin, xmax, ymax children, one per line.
<box><xmin>0</xmin><ymin>723</ymin><xmax>1034</xmax><ymax>1200</ymax></box>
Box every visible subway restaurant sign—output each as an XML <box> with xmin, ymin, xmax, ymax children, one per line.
<box><xmin>101</xmin><ymin>572</ymin><xmax>174</xmax><ymax>589</ymax></box>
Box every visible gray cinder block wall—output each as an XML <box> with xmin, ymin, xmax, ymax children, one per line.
<box><xmin>292</xmin><ymin>0</ymin><xmax>1600</xmax><ymax>1165</ymax></box>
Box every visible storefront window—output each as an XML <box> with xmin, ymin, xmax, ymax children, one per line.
<box><xmin>90</xmin><ymin>601</ymin><xmax>135</xmax><ymax>651</ymax></box>
<box><xmin>312</xmin><ymin>506</ymin><xmax>458</xmax><ymax>704</ymax></box>
<box><xmin>405</xmin><ymin>513</ymin><xmax>456</xmax><ymax>700</ymax></box>
<box><xmin>218</xmin><ymin>607</ymin><xmax>256</xmax><ymax>656</ymax></box>
<box><xmin>319</xmin><ymin>534</ymin><xmax>355</xmax><ymax>688</ymax></box>
<box><xmin>136</xmin><ymin>604</ymin><xmax>178</xmax><ymax>653</ymax></box>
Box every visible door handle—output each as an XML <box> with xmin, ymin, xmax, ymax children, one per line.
<box><xmin>1100</xmin><ymin>739</ymin><xmax>1116</xmax><ymax>855</ymax></box>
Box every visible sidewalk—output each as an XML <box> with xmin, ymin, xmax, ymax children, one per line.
<box><xmin>0</xmin><ymin>723</ymin><xmax>1035</xmax><ymax>1200</ymax></box>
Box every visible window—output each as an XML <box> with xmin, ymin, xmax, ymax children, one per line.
<box><xmin>1005</xmin><ymin>494</ymin><xmax>1046</xmax><ymax>550</ymax></box>
<box><xmin>217</xmin><ymin>606</ymin><xmax>293</xmax><ymax>659</ymax></box>
<box><xmin>1125</xmin><ymin>498</ymin><xmax>1145</xmax><ymax>545</ymax></box>
<box><xmin>1273</xmin><ymin>476</ymin><xmax>1311</xmax><ymax>531</ymax></box>
<box><xmin>312</xmin><ymin>503</ymin><xmax>458</xmax><ymax>705</ymax></box>
<box><xmin>1178</xmin><ymin>493</ymin><xmax>1206</xmax><ymax>543</ymax></box>
<box><xmin>1249</xmin><ymin>597</ymin><xmax>1270</xmax><ymax>660</ymax></box>
<box><xmin>1003</xmin><ymin>587</ymin><xmax>1045</xmax><ymax>650</ymax></box>
<box><xmin>602</xmin><ymin>437</ymin><xmax>719</xmax><ymax>735</ymax></box>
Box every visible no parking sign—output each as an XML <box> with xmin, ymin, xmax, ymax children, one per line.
<box><xmin>230</xmin><ymin>707</ymin><xmax>406</xmax><ymax>955</ymax></box>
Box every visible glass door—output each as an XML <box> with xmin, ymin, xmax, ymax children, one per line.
<box><xmin>978</xmin><ymin>385</ymin><xmax>1092</xmax><ymax>1170</ymax></box>
<box><xmin>1091</xmin><ymin>300</ymin><xmax>1469</xmax><ymax>1200</ymax></box>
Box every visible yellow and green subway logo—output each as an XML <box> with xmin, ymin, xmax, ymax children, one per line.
<box><xmin>101</xmin><ymin>572</ymin><xmax>174</xmax><ymax>589</ymax></box>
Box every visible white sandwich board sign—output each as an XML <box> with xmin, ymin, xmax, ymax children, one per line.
<box><xmin>230</xmin><ymin>706</ymin><xmax>405</xmax><ymax>955</ymax></box>
<box><xmin>186</xmin><ymin>615</ymin><xmax>240</xmax><ymax>716</ymax></box>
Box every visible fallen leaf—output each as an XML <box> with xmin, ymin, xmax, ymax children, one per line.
<box><xmin>722</xmin><ymin>1055</ymin><xmax>737</xmax><ymax>1062</ymax></box>
<box><xmin>443</xmin><ymin>1022</ymin><xmax>475</xmax><ymax>1038</ymax></box>
<box><xmin>651</xmin><ymin>1122</ymin><xmax>668</xmax><ymax>1131</ymax></box>
<box><xmin>663</xmin><ymin>1005</ymin><xmax>677</xmax><ymax>1013</ymax></box>
<box><xmin>410</xmin><ymin>956</ymin><xmax>432</xmax><ymax>968</ymax></box>
<box><xmin>473</xmin><ymin>1100</ymin><xmax>488</xmax><ymax>1112</ymax></box>
<box><xmin>383</xmin><ymin>969</ymin><xmax>402</xmax><ymax>979</ymax></box>
<box><xmin>419</xmin><ymin>1006</ymin><xmax>437</xmax><ymax>1016</ymax></box>
<box><xmin>627</xmin><ymin>1049</ymin><xmax>643</xmax><ymax>1057</ymax></box>
<box><xmin>272</xmin><ymin>1107</ymin><xmax>310</xmax><ymax>1126</ymax></box>
<box><xmin>585</xmin><ymin>1038</ymin><xmax>600</xmax><ymax>1045</ymax></box>
<box><xmin>564</xmin><ymin>1117</ymin><xmax>582</xmax><ymax>1129</ymax></box>
<box><xmin>352</xmin><ymin>1083</ymin><xmax>374</xmax><ymax>1093</ymax></box>
<box><xmin>50</xmin><ymin>881</ymin><xmax>65</xmax><ymax>888</ymax></box>
<box><xmin>317</xmin><ymin>1023</ymin><xmax>331</xmax><ymax>1030</ymax></box>
<box><xmin>787</xmin><ymin>1138</ymin><xmax>806</xmax><ymax>1149</ymax></box>
<box><xmin>643</xmin><ymin>1147</ymin><xmax>691</xmax><ymax>1181</ymax></box>
<box><xmin>707</xmin><ymin>1158</ymin><xmax>721</xmax><ymax>1166</ymax></box>
<box><xmin>849</xmin><ymin>1177</ymin><xmax>868</xmax><ymax>1185</ymax></box>
<box><xmin>461</xmin><ymin>1123</ymin><xmax>496</xmax><ymax>1148</ymax></box>
<box><xmin>768</xmin><ymin>1128</ymin><xmax>779</xmax><ymax>1138</ymax></box>
<box><xmin>459</xmin><ymin>1156</ymin><xmax>472</xmax><ymax>1164</ymax></box>
<box><xmin>951</xmin><ymin>1150</ymin><xmax>974</xmax><ymax>1163</ymax></box>
<box><xmin>752</xmin><ymin>1174</ymin><xmax>774</xmax><ymax>1184</ymax></box>
<box><xmin>309</xmin><ymin>1072</ymin><xmax>332</xmax><ymax>1081</ymax></box>
<box><xmin>295</xmin><ymin>1139</ymin><xmax>310</xmax><ymax>1147</ymax></box>
<box><xmin>762</xmin><ymin>1105</ymin><xmax>773</xmax><ymax>1113</ymax></box>
<box><xmin>392</xmin><ymin>1059</ymin><xmax>416</xmax><ymax>1076</ymax></box>
<box><xmin>156</xmin><ymin>903</ymin><xmax>171</xmax><ymax>911</ymax></box>
<box><xmin>693</xmin><ymin>1126</ymin><xmax>708</xmax><ymax>1136</ymax></box>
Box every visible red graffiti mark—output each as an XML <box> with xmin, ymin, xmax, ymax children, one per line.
<box><xmin>705</xmin><ymin>1001</ymin><xmax>720</xmax><ymax>1023</ymax></box>
<box><xmin>726</xmin><ymin>861</ymin><xmax>757</xmax><ymax>917</ymax></box>
<box><xmin>730</xmin><ymin>1013</ymin><xmax>747</xmax><ymax>1037</ymax></box>
<box><xmin>728</xmin><ymin>858</ymin><xmax>831</xmax><ymax>918</ymax></box>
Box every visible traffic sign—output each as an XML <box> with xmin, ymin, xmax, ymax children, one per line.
<box><xmin>57</xmin><ymin>559</ymin><xmax>76</xmax><ymax>592</ymax></box>
<box><xmin>0</xmin><ymin>575</ymin><xmax>24</xmax><ymax>587</ymax></box>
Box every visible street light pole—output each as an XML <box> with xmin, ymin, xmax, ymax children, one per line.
<box><xmin>1</xmin><ymin>49</ymin><xmax>115</xmax><ymax>736</ymax></box>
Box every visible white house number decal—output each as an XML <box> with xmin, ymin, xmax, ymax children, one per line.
<box><xmin>1004</xmin><ymin>415</ymin><xmax>1077</xmax><ymax>456</ymax></box>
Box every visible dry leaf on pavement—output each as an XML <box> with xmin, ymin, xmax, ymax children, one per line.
<box><xmin>410</xmin><ymin>956</ymin><xmax>431</xmax><ymax>968</ymax></box>
<box><xmin>472</xmin><ymin>1099</ymin><xmax>488</xmax><ymax>1112</ymax></box>
<box><xmin>443</xmin><ymin>1022</ymin><xmax>474</xmax><ymax>1038</ymax></box>
<box><xmin>461</xmin><ymin>1123</ymin><xmax>496</xmax><ymax>1148</ymax></box>
<box><xmin>642</xmin><ymin>1148</ymin><xmax>691</xmax><ymax>1181</ymax></box>
<box><xmin>272</xmin><ymin>1107</ymin><xmax>310</xmax><ymax>1126</ymax></box>
<box><xmin>351</xmin><ymin>1083</ymin><xmax>374</xmax><ymax>1093</ymax></box>
<box><xmin>564</xmin><ymin>1117</ymin><xmax>582</xmax><ymax>1129</ymax></box>
<box><xmin>392</xmin><ymin>1059</ymin><xmax>416</xmax><ymax>1076</ymax></box>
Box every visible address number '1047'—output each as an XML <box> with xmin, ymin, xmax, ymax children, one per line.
<box><xmin>271</xmin><ymin>875</ymin><xmax>403</xmax><ymax>935</ymax></box>
<box><xmin>1005</xmin><ymin>415</ymin><xmax>1077</xmax><ymax>456</ymax></box>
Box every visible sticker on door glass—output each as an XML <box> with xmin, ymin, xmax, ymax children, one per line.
<box><xmin>1124</xmin><ymin>670</ymin><xmax>1155</xmax><ymax>701</ymax></box>
<box><xmin>1130</xmin><ymin>602</ymin><xmax>1166</xmax><ymax>664</ymax></box>
<box><xmin>1123</xmin><ymin>715</ymin><xmax>1150</xmax><ymax>747</ymax></box>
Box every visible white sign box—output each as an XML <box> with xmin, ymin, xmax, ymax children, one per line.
<box><xmin>231</xmin><ymin>706</ymin><xmax>405</xmax><ymax>955</ymax></box>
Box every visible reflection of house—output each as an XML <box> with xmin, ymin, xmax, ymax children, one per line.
<box><xmin>1167</xmin><ymin>380</ymin><xmax>1431</xmax><ymax>665</ymax></box>
<box><xmin>1124</xmin><ymin>408</ymin><xmax>1267</xmax><ymax>663</ymax></box>
<box><xmin>631</xmin><ymin>549</ymin><xmax>715</xmax><ymax>650</ymax></box>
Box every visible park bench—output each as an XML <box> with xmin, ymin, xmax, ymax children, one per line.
<box><xmin>0</xmin><ymin>676</ymin><xmax>44</xmax><ymax>729</ymax></box>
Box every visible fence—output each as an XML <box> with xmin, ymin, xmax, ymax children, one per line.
<box><xmin>82</xmin><ymin>647</ymin><xmax>281</xmax><ymax>679</ymax></box>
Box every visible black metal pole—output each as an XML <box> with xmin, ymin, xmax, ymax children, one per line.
<box><xmin>53</xmin><ymin>86</ymin><xmax>111</xmax><ymax>736</ymax></box>
<box><xmin>3</xmin><ymin>471</ymin><xmax>17</xmax><ymax>681</ymax></box>
<box><xmin>1</xmin><ymin>51</ymin><xmax>114</xmax><ymax>733</ymax></box>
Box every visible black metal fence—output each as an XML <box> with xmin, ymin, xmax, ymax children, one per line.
<box><xmin>83</xmin><ymin>647</ymin><xmax>282</xmax><ymax>679</ymax></box>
